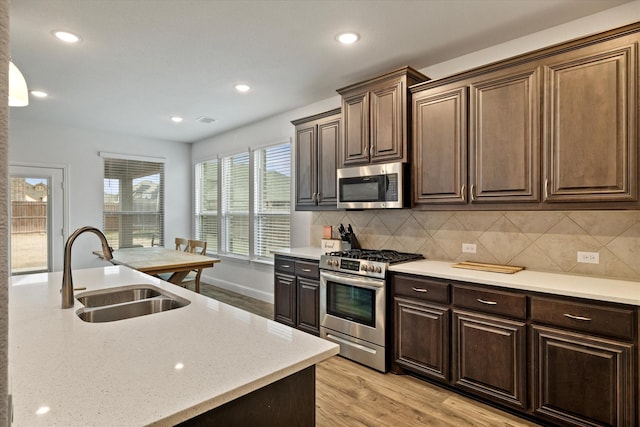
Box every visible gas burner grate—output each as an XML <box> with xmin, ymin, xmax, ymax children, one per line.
<box><xmin>327</xmin><ymin>249</ymin><xmax>424</xmax><ymax>264</ymax></box>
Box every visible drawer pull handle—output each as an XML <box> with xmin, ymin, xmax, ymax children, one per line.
<box><xmin>301</xmin><ymin>268</ymin><xmax>312</xmax><ymax>272</ymax></box>
<box><xmin>564</xmin><ymin>313</ymin><xmax>592</xmax><ymax>321</ymax></box>
<box><xmin>411</xmin><ymin>287</ymin><xmax>428</xmax><ymax>293</ymax></box>
<box><xmin>281</xmin><ymin>264</ymin><xmax>291</xmax><ymax>268</ymax></box>
<box><xmin>476</xmin><ymin>298</ymin><xmax>497</xmax><ymax>305</ymax></box>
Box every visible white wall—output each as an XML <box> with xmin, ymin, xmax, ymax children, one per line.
<box><xmin>9</xmin><ymin>118</ymin><xmax>192</xmax><ymax>270</ymax></box>
<box><xmin>191</xmin><ymin>1</ymin><xmax>640</xmax><ymax>303</ymax></box>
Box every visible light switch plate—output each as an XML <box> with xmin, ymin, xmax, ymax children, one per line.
<box><xmin>577</xmin><ymin>251</ymin><xmax>599</xmax><ymax>264</ymax></box>
<box><xmin>462</xmin><ymin>243</ymin><xmax>477</xmax><ymax>254</ymax></box>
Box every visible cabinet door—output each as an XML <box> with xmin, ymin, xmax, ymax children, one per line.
<box><xmin>452</xmin><ymin>310</ymin><xmax>527</xmax><ymax>410</ymax></box>
<box><xmin>274</xmin><ymin>272</ymin><xmax>296</xmax><ymax>327</ymax></box>
<box><xmin>543</xmin><ymin>40</ymin><xmax>637</xmax><ymax>203</ymax></box>
<box><xmin>413</xmin><ymin>86</ymin><xmax>467</xmax><ymax>204</ymax></box>
<box><xmin>469</xmin><ymin>66</ymin><xmax>540</xmax><ymax>203</ymax></box>
<box><xmin>296</xmin><ymin>277</ymin><xmax>320</xmax><ymax>336</ymax></box>
<box><xmin>342</xmin><ymin>91</ymin><xmax>370</xmax><ymax>166</ymax></box>
<box><xmin>295</xmin><ymin>124</ymin><xmax>318</xmax><ymax>208</ymax></box>
<box><xmin>394</xmin><ymin>297</ymin><xmax>449</xmax><ymax>382</ymax></box>
<box><xmin>370</xmin><ymin>79</ymin><xmax>404</xmax><ymax>163</ymax></box>
<box><xmin>531</xmin><ymin>325</ymin><xmax>635</xmax><ymax>426</ymax></box>
<box><xmin>316</xmin><ymin>116</ymin><xmax>341</xmax><ymax>207</ymax></box>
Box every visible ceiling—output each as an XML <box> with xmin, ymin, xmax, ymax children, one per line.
<box><xmin>9</xmin><ymin>0</ymin><xmax>633</xmax><ymax>143</ymax></box>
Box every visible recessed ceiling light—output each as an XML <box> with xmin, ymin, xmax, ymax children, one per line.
<box><xmin>234</xmin><ymin>84</ymin><xmax>251</xmax><ymax>93</ymax></box>
<box><xmin>170</xmin><ymin>116</ymin><xmax>183</xmax><ymax>123</ymax></box>
<box><xmin>52</xmin><ymin>30</ymin><xmax>81</xmax><ymax>43</ymax></box>
<box><xmin>30</xmin><ymin>90</ymin><xmax>48</xmax><ymax>98</ymax></box>
<box><xmin>336</xmin><ymin>32</ymin><xmax>360</xmax><ymax>44</ymax></box>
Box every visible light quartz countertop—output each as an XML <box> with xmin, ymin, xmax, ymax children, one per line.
<box><xmin>9</xmin><ymin>266</ymin><xmax>338</xmax><ymax>426</ymax></box>
<box><xmin>272</xmin><ymin>246</ymin><xmax>326</xmax><ymax>260</ymax></box>
<box><xmin>274</xmin><ymin>246</ymin><xmax>639</xmax><ymax>306</ymax></box>
<box><xmin>391</xmin><ymin>260</ymin><xmax>640</xmax><ymax>306</ymax></box>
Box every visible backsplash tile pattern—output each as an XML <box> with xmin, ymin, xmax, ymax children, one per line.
<box><xmin>310</xmin><ymin>210</ymin><xmax>640</xmax><ymax>282</ymax></box>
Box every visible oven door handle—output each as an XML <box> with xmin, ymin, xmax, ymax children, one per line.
<box><xmin>320</xmin><ymin>270</ymin><xmax>385</xmax><ymax>289</ymax></box>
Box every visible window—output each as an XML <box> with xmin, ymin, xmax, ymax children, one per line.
<box><xmin>194</xmin><ymin>159</ymin><xmax>218</xmax><ymax>251</ymax></box>
<box><xmin>102</xmin><ymin>153</ymin><xmax>164</xmax><ymax>249</ymax></box>
<box><xmin>194</xmin><ymin>140</ymin><xmax>291</xmax><ymax>261</ymax></box>
<box><xmin>221</xmin><ymin>152</ymin><xmax>250</xmax><ymax>257</ymax></box>
<box><xmin>254</xmin><ymin>143</ymin><xmax>291</xmax><ymax>258</ymax></box>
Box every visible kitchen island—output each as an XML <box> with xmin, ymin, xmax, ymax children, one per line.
<box><xmin>9</xmin><ymin>266</ymin><xmax>338</xmax><ymax>426</ymax></box>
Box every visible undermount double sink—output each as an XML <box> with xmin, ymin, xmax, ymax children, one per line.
<box><xmin>75</xmin><ymin>284</ymin><xmax>190</xmax><ymax>323</ymax></box>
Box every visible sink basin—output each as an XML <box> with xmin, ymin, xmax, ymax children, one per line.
<box><xmin>75</xmin><ymin>285</ymin><xmax>190</xmax><ymax>323</ymax></box>
<box><xmin>76</xmin><ymin>285</ymin><xmax>163</xmax><ymax>307</ymax></box>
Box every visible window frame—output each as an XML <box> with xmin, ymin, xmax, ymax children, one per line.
<box><xmin>193</xmin><ymin>139</ymin><xmax>292</xmax><ymax>264</ymax></box>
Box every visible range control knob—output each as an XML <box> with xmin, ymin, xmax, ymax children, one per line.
<box><xmin>373</xmin><ymin>265</ymin><xmax>382</xmax><ymax>273</ymax></box>
<box><xmin>360</xmin><ymin>264</ymin><xmax>369</xmax><ymax>272</ymax></box>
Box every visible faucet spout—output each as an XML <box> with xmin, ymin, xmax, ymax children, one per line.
<box><xmin>61</xmin><ymin>226</ymin><xmax>113</xmax><ymax>309</ymax></box>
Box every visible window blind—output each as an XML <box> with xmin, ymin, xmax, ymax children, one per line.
<box><xmin>194</xmin><ymin>159</ymin><xmax>218</xmax><ymax>252</ymax></box>
<box><xmin>221</xmin><ymin>152</ymin><xmax>250</xmax><ymax>257</ymax></box>
<box><xmin>103</xmin><ymin>156</ymin><xmax>164</xmax><ymax>249</ymax></box>
<box><xmin>254</xmin><ymin>142</ymin><xmax>291</xmax><ymax>258</ymax></box>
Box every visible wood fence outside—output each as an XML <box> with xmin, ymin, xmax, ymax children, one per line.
<box><xmin>11</xmin><ymin>201</ymin><xmax>46</xmax><ymax>234</ymax></box>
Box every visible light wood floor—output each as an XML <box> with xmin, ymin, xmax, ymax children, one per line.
<box><xmin>195</xmin><ymin>281</ymin><xmax>540</xmax><ymax>427</ymax></box>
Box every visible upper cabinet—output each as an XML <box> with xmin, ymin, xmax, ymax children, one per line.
<box><xmin>292</xmin><ymin>108</ymin><xmax>341</xmax><ymax>211</ymax></box>
<box><xmin>543</xmin><ymin>37</ymin><xmax>637</xmax><ymax>203</ymax></box>
<box><xmin>411</xmin><ymin>23</ymin><xmax>640</xmax><ymax>210</ymax></box>
<box><xmin>412</xmin><ymin>63</ymin><xmax>540</xmax><ymax>206</ymax></box>
<box><xmin>337</xmin><ymin>66</ymin><xmax>429</xmax><ymax>167</ymax></box>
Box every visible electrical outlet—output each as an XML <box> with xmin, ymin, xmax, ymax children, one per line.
<box><xmin>577</xmin><ymin>251</ymin><xmax>599</xmax><ymax>264</ymax></box>
<box><xmin>462</xmin><ymin>243</ymin><xmax>477</xmax><ymax>254</ymax></box>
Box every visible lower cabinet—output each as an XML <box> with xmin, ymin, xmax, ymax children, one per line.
<box><xmin>391</xmin><ymin>272</ymin><xmax>639</xmax><ymax>427</ymax></box>
<box><xmin>274</xmin><ymin>255</ymin><xmax>320</xmax><ymax>336</ymax></box>
<box><xmin>394</xmin><ymin>298</ymin><xmax>449</xmax><ymax>382</ymax></box>
<box><xmin>531</xmin><ymin>325</ymin><xmax>635</xmax><ymax>427</ymax></box>
<box><xmin>452</xmin><ymin>310</ymin><xmax>527</xmax><ymax>410</ymax></box>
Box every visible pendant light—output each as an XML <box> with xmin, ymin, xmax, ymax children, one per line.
<box><xmin>9</xmin><ymin>60</ymin><xmax>28</xmax><ymax>107</ymax></box>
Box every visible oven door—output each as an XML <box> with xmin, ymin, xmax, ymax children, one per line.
<box><xmin>320</xmin><ymin>270</ymin><xmax>386</xmax><ymax>347</ymax></box>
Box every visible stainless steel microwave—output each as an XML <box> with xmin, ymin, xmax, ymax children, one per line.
<box><xmin>336</xmin><ymin>162</ymin><xmax>408</xmax><ymax>209</ymax></box>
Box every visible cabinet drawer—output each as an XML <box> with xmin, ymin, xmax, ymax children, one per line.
<box><xmin>274</xmin><ymin>257</ymin><xmax>296</xmax><ymax>274</ymax></box>
<box><xmin>295</xmin><ymin>261</ymin><xmax>319</xmax><ymax>280</ymax></box>
<box><xmin>393</xmin><ymin>274</ymin><xmax>449</xmax><ymax>304</ymax></box>
<box><xmin>530</xmin><ymin>296</ymin><xmax>635</xmax><ymax>341</ymax></box>
<box><xmin>453</xmin><ymin>285</ymin><xmax>526</xmax><ymax>319</ymax></box>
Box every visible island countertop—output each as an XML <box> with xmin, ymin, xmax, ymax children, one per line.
<box><xmin>9</xmin><ymin>266</ymin><xmax>338</xmax><ymax>426</ymax></box>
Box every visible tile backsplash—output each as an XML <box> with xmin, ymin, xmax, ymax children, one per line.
<box><xmin>311</xmin><ymin>210</ymin><xmax>640</xmax><ymax>281</ymax></box>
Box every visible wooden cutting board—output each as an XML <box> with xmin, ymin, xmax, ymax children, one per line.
<box><xmin>452</xmin><ymin>261</ymin><xmax>524</xmax><ymax>274</ymax></box>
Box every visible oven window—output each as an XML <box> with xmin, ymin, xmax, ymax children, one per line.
<box><xmin>326</xmin><ymin>281</ymin><xmax>375</xmax><ymax>327</ymax></box>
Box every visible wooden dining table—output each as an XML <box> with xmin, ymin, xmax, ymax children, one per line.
<box><xmin>93</xmin><ymin>246</ymin><xmax>220</xmax><ymax>287</ymax></box>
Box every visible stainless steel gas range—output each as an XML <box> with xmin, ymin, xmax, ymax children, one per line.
<box><xmin>319</xmin><ymin>249</ymin><xmax>424</xmax><ymax>372</ymax></box>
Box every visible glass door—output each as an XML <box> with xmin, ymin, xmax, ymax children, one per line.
<box><xmin>9</xmin><ymin>165</ymin><xmax>65</xmax><ymax>274</ymax></box>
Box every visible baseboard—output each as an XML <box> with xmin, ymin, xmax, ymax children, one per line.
<box><xmin>201</xmin><ymin>272</ymin><xmax>274</xmax><ymax>304</ymax></box>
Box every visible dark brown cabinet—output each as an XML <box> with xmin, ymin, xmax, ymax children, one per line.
<box><xmin>274</xmin><ymin>255</ymin><xmax>320</xmax><ymax>335</ymax></box>
<box><xmin>530</xmin><ymin>296</ymin><xmax>636</xmax><ymax>426</ymax></box>
<box><xmin>337</xmin><ymin>66</ymin><xmax>428</xmax><ymax>167</ymax></box>
<box><xmin>412</xmin><ymin>64</ymin><xmax>541</xmax><ymax>206</ymax></box>
<box><xmin>390</xmin><ymin>271</ymin><xmax>639</xmax><ymax>426</ymax></box>
<box><xmin>292</xmin><ymin>108</ymin><xmax>341</xmax><ymax>210</ymax></box>
<box><xmin>411</xmin><ymin>22</ymin><xmax>640</xmax><ymax>209</ymax></box>
<box><xmin>468</xmin><ymin>64</ymin><xmax>541</xmax><ymax>204</ymax></box>
<box><xmin>543</xmin><ymin>35</ymin><xmax>638</xmax><ymax>203</ymax></box>
<box><xmin>392</xmin><ymin>275</ymin><xmax>450</xmax><ymax>382</ymax></box>
<box><xmin>451</xmin><ymin>285</ymin><xmax>527</xmax><ymax>410</ymax></box>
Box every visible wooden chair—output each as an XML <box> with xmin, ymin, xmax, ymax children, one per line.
<box><xmin>187</xmin><ymin>239</ymin><xmax>207</xmax><ymax>293</ymax></box>
<box><xmin>175</xmin><ymin>237</ymin><xmax>189</xmax><ymax>251</ymax></box>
